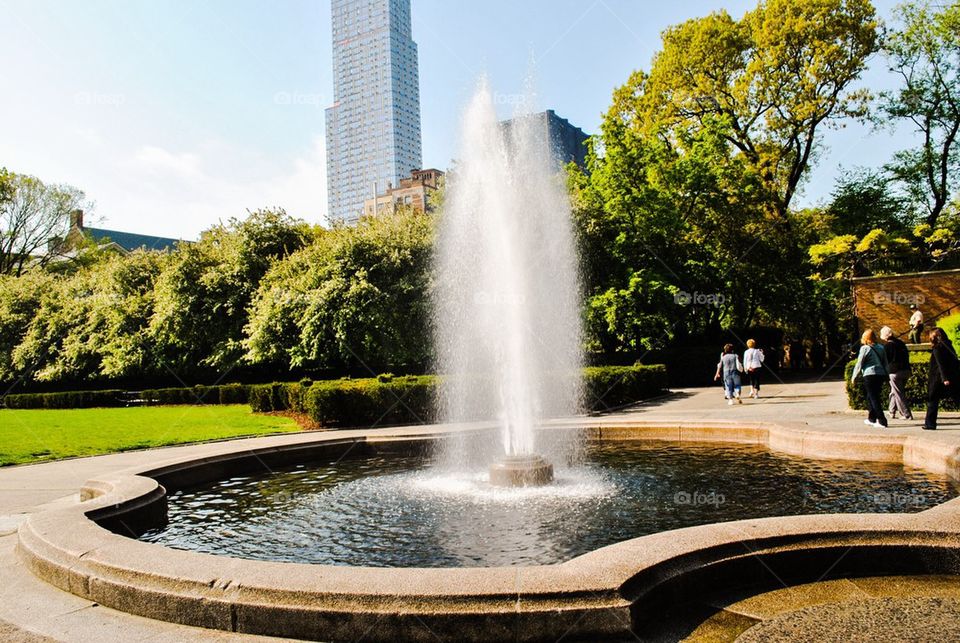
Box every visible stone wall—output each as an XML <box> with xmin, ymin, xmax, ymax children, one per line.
<box><xmin>852</xmin><ymin>268</ymin><xmax>960</xmax><ymax>338</ymax></box>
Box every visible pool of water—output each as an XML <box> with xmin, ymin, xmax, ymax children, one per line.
<box><xmin>139</xmin><ymin>441</ymin><xmax>960</xmax><ymax>567</ymax></box>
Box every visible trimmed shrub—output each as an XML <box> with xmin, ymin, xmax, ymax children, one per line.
<box><xmin>2</xmin><ymin>389</ymin><xmax>126</xmax><ymax>409</ymax></box>
<box><xmin>246</xmin><ymin>365</ymin><xmax>667</xmax><ymax>429</ymax></box>
<box><xmin>583</xmin><ymin>364</ymin><xmax>669</xmax><ymax>411</ymax></box>
<box><xmin>304</xmin><ymin>375</ymin><xmax>437</xmax><ymax>428</ymax></box>
<box><xmin>845</xmin><ymin>352</ymin><xmax>959</xmax><ymax>411</ymax></box>
<box><xmin>248</xmin><ymin>383</ymin><xmax>287</xmax><ymax>412</ymax></box>
<box><xmin>218</xmin><ymin>383</ymin><xmax>249</xmax><ymax>405</ymax></box>
<box><xmin>2</xmin><ymin>384</ymin><xmax>253</xmax><ymax>409</ymax></box>
<box><xmin>141</xmin><ymin>386</ymin><xmax>211</xmax><ymax>405</ymax></box>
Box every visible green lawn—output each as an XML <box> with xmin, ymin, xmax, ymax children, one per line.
<box><xmin>0</xmin><ymin>405</ymin><xmax>300</xmax><ymax>466</ymax></box>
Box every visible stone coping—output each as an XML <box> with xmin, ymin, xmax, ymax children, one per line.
<box><xmin>16</xmin><ymin>421</ymin><xmax>960</xmax><ymax>642</ymax></box>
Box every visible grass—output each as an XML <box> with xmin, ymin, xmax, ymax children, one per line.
<box><xmin>0</xmin><ymin>405</ymin><xmax>301</xmax><ymax>466</ymax></box>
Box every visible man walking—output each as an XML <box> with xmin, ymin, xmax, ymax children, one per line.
<box><xmin>909</xmin><ymin>304</ymin><xmax>924</xmax><ymax>344</ymax></box>
<box><xmin>880</xmin><ymin>326</ymin><xmax>912</xmax><ymax>420</ymax></box>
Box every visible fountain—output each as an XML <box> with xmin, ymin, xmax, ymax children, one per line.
<box><xmin>432</xmin><ymin>79</ymin><xmax>582</xmax><ymax>487</ymax></box>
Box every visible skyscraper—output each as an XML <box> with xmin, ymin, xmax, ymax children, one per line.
<box><xmin>325</xmin><ymin>0</ymin><xmax>422</xmax><ymax>225</ymax></box>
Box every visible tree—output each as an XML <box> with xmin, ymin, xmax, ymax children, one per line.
<box><xmin>149</xmin><ymin>209</ymin><xmax>313</xmax><ymax>375</ymax></box>
<box><xmin>245</xmin><ymin>207</ymin><xmax>434</xmax><ymax>371</ymax></box>
<box><xmin>0</xmin><ymin>170</ymin><xmax>87</xmax><ymax>276</ymax></box>
<box><xmin>880</xmin><ymin>0</ymin><xmax>960</xmax><ymax>227</ymax></box>
<box><xmin>636</xmin><ymin>0</ymin><xmax>878</xmax><ymax>221</ymax></box>
<box><xmin>825</xmin><ymin>167</ymin><xmax>913</xmax><ymax>237</ymax></box>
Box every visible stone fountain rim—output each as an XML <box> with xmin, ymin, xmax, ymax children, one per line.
<box><xmin>16</xmin><ymin>420</ymin><xmax>960</xmax><ymax>641</ymax></box>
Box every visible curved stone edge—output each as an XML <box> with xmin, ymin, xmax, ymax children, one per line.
<box><xmin>15</xmin><ymin>421</ymin><xmax>960</xmax><ymax>642</ymax></box>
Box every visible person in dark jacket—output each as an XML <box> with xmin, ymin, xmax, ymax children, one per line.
<box><xmin>923</xmin><ymin>327</ymin><xmax>960</xmax><ymax>430</ymax></box>
<box><xmin>880</xmin><ymin>326</ymin><xmax>913</xmax><ymax>420</ymax></box>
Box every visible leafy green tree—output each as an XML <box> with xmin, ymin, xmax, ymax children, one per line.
<box><xmin>245</xmin><ymin>208</ymin><xmax>433</xmax><ymax>371</ymax></box>
<box><xmin>636</xmin><ymin>0</ymin><xmax>878</xmax><ymax>222</ymax></box>
<box><xmin>9</xmin><ymin>251</ymin><xmax>167</xmax><ymax>382</ymax></box>
<box><xmin>0</xmin><ymin>171</ymin><xmax>87</xmax><ymax>276</ymax></box>
<box><xmin>0</xmin><ymin>271</ymin><xmax>56</xmax><ymax>382</ymax></box>
<box><xmin>149</xmin><ymin>209</ymin><xmax>312</xmax><ymax>375</ymax></box>
<box><xmin>825</xmin><ymin>168</ymin><xmax>914</xmax><ymax>237</ymax></box>
<box><xmin>570</xmin><ymin>0</ymin><xmax>877</xmax><ymax>353</ymax></box>
<box><xmin>880</xmin><ymin>0</ymin><xmax>960</xmax><ymax>227</ymax></box>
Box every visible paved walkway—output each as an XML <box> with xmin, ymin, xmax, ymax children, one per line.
<box><xmin>1</xmin><ymin>378</ymin><xmax>957</xmax><ymax>642</ymax></box>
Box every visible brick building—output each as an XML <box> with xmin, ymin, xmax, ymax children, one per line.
<box><xmin>362</xmin><ymin>168</ymin><xmax>443</xmax><ymax>217</ymax></box>
<box><xmin>852</xmin><ymin>269</ymin><xmax>960</xmax><ymax>340</ymax></box>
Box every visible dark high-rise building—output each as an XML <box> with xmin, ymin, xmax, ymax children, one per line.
<box><xmin>499</xmin><ymin>109</ymin><xmax>589</xmax><ymax>171</ymax></box>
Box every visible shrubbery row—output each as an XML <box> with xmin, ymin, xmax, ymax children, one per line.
<box><xmin>845</xmin><ymin>352</ymin><xmax>959</xmax><ymax>411</ymax></box>
<box><xmin>1</xmin><ymin>366</ymin><xmax>668</xmax><ymax>429</ymax></box>
<box><xmin>2</xmin><ymin>383</ymin><xmax>249</xmax><ymax>409</ymax></box>
<box><xmin>250</xmin><ymin>365</ymin><xmax>668</xmax><ymax>428</ymax></box>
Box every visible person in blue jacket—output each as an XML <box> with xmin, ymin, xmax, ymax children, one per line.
<box><xmin>850</xmin><ymin>329</ymin><xmax>888</xmax><ymax>428</ymax></box>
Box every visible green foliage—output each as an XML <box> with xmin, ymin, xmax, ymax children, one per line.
<box><xmin>244</xmin><ymin>208</ymin><xmax>433</xmax><ymax>371</ymax></box>
<box><xmin>248</xmin><ymin>366</ymin><xmax>666</xmax><ymax>428</ymax></box>
<box><xmin>937</xmin><ymin>313</ymin><xmax>960</xmax><ymax>346</ymax></box>
<box><xmin>3</xmin><ymin>389</ymin><xmax>125</xmax><ymax>409</ymax></box>
<box><xmin>149</xmin><ymin>208</ymin><xmax>312</xmax><ymax>374</ymax></box>
<box><xmin>582</xmin><ymin>365</ymin><xmax>668</xmax><ymax>410</ymax></box>
<box><xmin>845</xmin><ymin>352</ymin><xmax>958</xmax><ymax>411</ymax></box>
<box><xmin>0</xmin><ymin>171</ymin><xmax>87</xmax><ymax>276</ymax></box>
<box><xmin>880</xmin><ymin>0</ymin><xmax>960</xmax><ymax>228</ymax></box>
<box><xmin>304</xmin><ymin>375</ymin><xmax>437</xmax><ymax>428</ymax></box>
<box><xmin>826</xmin><ymin>168</ymin><xmax>915</xmax><ymax>238</ymax></box>
<box><xmin>2</xmin><ymin>383</ymin><xmax>251</xmax><ymax>409</ymax></box>
<box><xmin>570</xmin><ymin>0</ymin><xmax>878</xmax><ymax>353</ymax></box>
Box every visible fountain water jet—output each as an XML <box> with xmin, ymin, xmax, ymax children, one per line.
<box><xmin>433</xmin><ymin>79</ymin><xmax>582</xmax><ymax>486</ymax></box>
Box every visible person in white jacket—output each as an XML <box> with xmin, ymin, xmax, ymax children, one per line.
<box><xmin>743</xmin><ymin>339</ymin><xmax>765</xmax><ymax>398</ymax></box>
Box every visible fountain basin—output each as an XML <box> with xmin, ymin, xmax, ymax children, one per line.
<box><xmin>16</xmin><ymin>421</ymin><xmax>960</xmax><ymax>642</ymax></box>
<box><xmin>488</xmin><ymin>454</ymin><xmax>554</xmax><ymax>487</ymax></box>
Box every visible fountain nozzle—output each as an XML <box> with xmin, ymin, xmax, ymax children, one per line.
<box><xmin>488</xmin><ymin>455</ymin><xmax>554</xmax><ymax>487</ymax></box>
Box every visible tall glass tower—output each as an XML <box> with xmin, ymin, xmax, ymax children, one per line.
<box><xmin>325</xmin><ymin>0</ymin><xmax>422</xmax><ymax>225</ymax></box>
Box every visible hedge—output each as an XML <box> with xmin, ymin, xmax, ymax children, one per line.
<box><xmin>2</xmin><ymin>384</ymin><xmax>250</xmax><ymax>410</ymax></box>
<box><xmin>140</xmin><ymin>384</ymin><xmax>250</xmax><ymax>406</ymax></box>
<box><xmin>249</xmin><ymin>365</ymin><xmax>668</xmax><ymax>428</ymax></box>
<box><xmin>583</xmin><ymin>364</ymin><xmax>668</xmax><ymax>410</ymax></box>
<box><xmin>845</xmin><ymin>352</ymin><xmax>959</xmax><ymax>412</ymax></box>
<box><xmin>1</xmin><ymin>364</ymin><xmax>669</xmax><ymax>418</ymax></box>
<box><xmin>2</xmin><ymin>389</ymin><xmax>126</xmax><ymax>409</ymax></box>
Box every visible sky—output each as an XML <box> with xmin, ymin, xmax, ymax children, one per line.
<box><xmin>0</xmin><ymin>0</ymin><xmax>908</xmax><ymax>240</ymax></box>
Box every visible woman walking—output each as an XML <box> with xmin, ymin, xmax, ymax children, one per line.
<box><xmin>923</xmin><ymin>327</ymin><xmax>960</xmax><ymax>431</ymax></box>
<box><xmin>880</xmin><ymin>326</ymin><xmax>913</xmax><ymax>420</ymax></box>
<box><xmin>743</xmin><ymin>339</ymin><xmax>765</xmax><ymax>398</ymax></box>
<box><xmin>850</xmin><ymin>329</ymin><xmax>888</xmax><ymax>428</ymax></box>
<box><xmin>714</xmin><ymin>344</ymin><xmax>744</xmax><ymax>406</ymax></box>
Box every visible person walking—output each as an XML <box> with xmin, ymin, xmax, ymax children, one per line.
<box><xmin>714</xmin><ymin>344</ymin><xmax>744</xmax><ymax>406</ymax></box>
<box><xmin>923</xmin><ymin>327</ymin><xmax>960</xmax><ymax>430</ymax></box>
<box><xmin>909</xmin><ymin>304</ymin><xmax>925</xmax><ymax>344</ymax></box>
<box><xmin>880</xmin><ymin>326</ymin><xmax>913</xmax><ymax>420</ymax></box>
<box><xmin>743</xmin><ymin>339</ymin><xmax>765</xmax><ymax>398</ymax></box>
<box><xmin>850</xmin><ymin>329</ymin><xmax>889</xmax><ymax>428</ymax></box>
